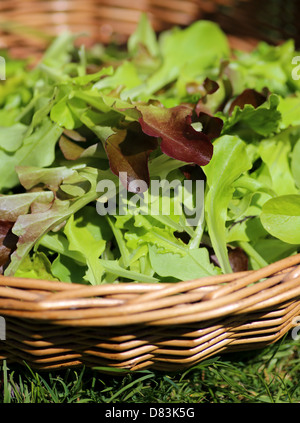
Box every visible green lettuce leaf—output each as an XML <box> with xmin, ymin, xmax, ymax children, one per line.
<box><xmin>203</xmin><ymin>135</ymin><xmax>252</xmax><ymax>273</ymax></box>
<box><xmin>260</xmin><ymin>194</ymin><xmax>300</xmax><ymax>244</ymax></box>
<box><xmin>0</xmin><ymin>118</ymin><xmax>63</xmax><ymax>191</ymax></box>
<box><xmin>149</xmin><ymin>245</ymin><xmax>219</xmax><ymax>281</ymax></box>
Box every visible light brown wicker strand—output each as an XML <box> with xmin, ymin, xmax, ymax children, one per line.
<box><xmin>0</xmin><ymin>254</ymin><xmax>300</xmax><ymax>323</ymax></box>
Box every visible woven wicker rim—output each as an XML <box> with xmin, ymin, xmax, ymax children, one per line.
<box><xmin>1</xmin><ymin>253</ymin><xmax>300</xmax><ymax>327</ymax></box>
<box><xmin>1</xmin><ymin>254</ymin><xmax>300</xmax><ymax>371</ymax></box>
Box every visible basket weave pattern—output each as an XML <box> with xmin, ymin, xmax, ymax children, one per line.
<box><xmin>1</xmin><ymin>0</ymin><xmax>299</xmax><ymax>59</ymax></box>
<box><xmin>1</xmin><ymin>255</ymin><xmax>300</xmax><ymax>371</ymax></box>
<box><xmin>0</xmin><ymin>0</ymin><xmax>272</xmax><ymax>58</ymax></box>
<box><xmin>0</xmin><ymin>0</ymin><xmax>205</xmax><ymax>57</ymax></box>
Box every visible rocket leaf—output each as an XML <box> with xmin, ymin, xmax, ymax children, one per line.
<box><xmin>203</xmin><ymin>135</ymin><xmax>252</xmax><ymax>273</ymax></box>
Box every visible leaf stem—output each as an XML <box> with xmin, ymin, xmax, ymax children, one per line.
<box><xmin>238</xmin><ymin>241</ymin><xmax>269</xmax><ymax>269</ymax></box>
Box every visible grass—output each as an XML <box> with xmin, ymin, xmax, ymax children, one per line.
<box><xmin>0</xmin><ymin>333</ymin><xmax>299</xmax><ymax>403</ymax></box>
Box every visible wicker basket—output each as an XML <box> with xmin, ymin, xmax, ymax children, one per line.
<box><xmin>0</xmin><ymin>0</ymin><xmax>232</xmax><ymax>57</ymax></box>
<box><xmin>1</xmin><ymin>0</ymin><xmax>299</xmax><ymax>57</ymax></box>
<box><xmin>0</xmin><ymin>0</ymin><xmax>300</xmax><ymax>373</ymax></box>
<box><xmin>1</xmin><ymin>255</ymin><xmax>300</xmax><ymax>372</ymax></box>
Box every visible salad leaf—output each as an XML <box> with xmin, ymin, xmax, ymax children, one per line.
<box><xmin>105</xmin><ymin>122</ymin><xmax>158</xmax><ymax>193</ymax></box>
<box><xmin>3</xmin><ymin>167</ymin><xmax>117</xmax><ymax>276</ymax></box>
<box><xmin>63</xmin><ymin>214</ymin><xmax>106</xmax><ymax>284</ymax></box>
<box><xmin>144</xmin><ymin>20</ymin><xmax>230</xmax><ymax>95</ymax></box>
<box><xmin>277</xmin><ymin>93</ymin><xmax>300</xmax><ymax>128</ymax></box>
<box><xmin>0</xmin><ymin>220</ymin><xmax>18</xmax><ymax>274</ymax></box>
<box><xmin>292</xmin><ymin>137</ymin><xmax>300</xmax><ymax>189</ymax></box>
<box><xmin>222</xmin><ymin>94</ymin><xmax>281</xmax><ymax>139</ymax></box>
<box><xmin>51</xmin><ymin>253</ymin><xmax>86</xmax><ymax>283</ymax></box>
<box><xmin>138</xmin><ymin>104</ymin><xmax>221</xmax><ymax>166</ymax></box>
<box><xmin>260</xmin><ymin>194</ymin><xmax>300</xmax><ymax>244</ymax></box>
<box><xmin>0</xmin><ymin>117</ymin><xmax>63</xmax><ymax>191</ymax></box>
<box><xmin>227</xmin><ymin>88</ymin><xmax>268</xmax><ymax>114</ymax></box>
<box><xmin>127</xmin><ymin>12</ymin><xmax>159</xmax><ymax>58</ymax></box>
<box><xmin>0</xmin><ymin>15</ymin><xmax>300</xmax><ymax>284</ymax></box>
<box><xmin>0</xmin><ymin>123</ymin><xmax>27</xmax><ymax>152</ymax></box>
<box><xmin>16</xmin><ymin>165</ymin><xmax>76</xmax><ymax>191</ymax></box>
<box><xmin>258</xmin><ymin>137</ymin><xmax>298</xmax><ymax>195</ymax></box>
<box><xmin>203</xmin><ymin>135</ymin><xmax>252</xmax><ymax>273</ymax></box>
<box><xmin>227</xmin><ymin>39</ymin><xmax>298</xmax><ymax>96</ymax></box>
<box><xmin>58</xmin><ymin>135</ymin><xmax>85</xmax><ymax>160</ymax></box>
<box><xmin>93</xmin><ymin>61</ymin><xmax>143</xmax><ymax>99</ymax></box>
<box><xmin>14</xmin><ymin>252</ymin><xmax>58</xmax><ymax>281</ymax></box>
<box><xmin>149</xmin><ymin>245</ymin><xmax>219</xmax><ymax>280</ymax></box>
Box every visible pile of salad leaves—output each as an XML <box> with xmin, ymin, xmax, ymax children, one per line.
<box><xmin>1</xmin><ymin>14</ymin><xmax>300</xmax><ymax>285</ymax></box>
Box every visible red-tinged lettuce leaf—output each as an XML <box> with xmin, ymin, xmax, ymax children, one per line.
<box><xmin>0</xmin><ymin>220</ymin><xmax>18</xmax><ymax>274</ymax></box>
<box><xmin>228</xmin><ymin>247</ymin><xmax>249</xmax><ymax>272</ymax></box>
<box><xmin>223</xmin><ymin>93</ymin><xmax>281</xmax><ymax>138</ymax></box>
<box><xmin>188</xmin><ymin>112</ymin><xmax>224</xmax><ymax>142</ymax></box>
<box><xmin>63</xmin><ymin>129</ymin><xmax>86</xmax><ymax>142</ymax></box>
<box><xmin>209</xmin><ymin>246</ymin><xmax>249</xmax><ymax>273</ymax></box>
<box><xmin>0</xmin><ymin>191</ymin><xmax>54</xmax><ymax>273</ymax></box>
<box><xmin>186</xmin><ymin>77</ymin><xmax>219</xmax><ymax>97</ymax></box>
<box><xmin>179</xmin><ymin>164</ymin><xmax>206</xmax><ymax>181</ymax></box>
<box><xmin>3</xmin><ymin>168</ymin><xmax>117</xmax><ymax>276</ymax></box>
<box><xmin>16</xmin><ymin>166</ymin><xmax>76</xmax><ymax>192</ymax></box>
<box><xmin>188</xmin><ymin>78</ymin><xmax>222</xmax><ymax>115</ymax></box>
<box><xmin>228</xmin><ymin>88</ymin><xmax>268</xmax><ymax>115</ymax></box>
<box><xmin>59</xmin><ymin>135</ymin><xmax>85</xmax><ymax>160</ymax></box>
<box><xmin>105</xmin><ymin>122</ymin><xmax>158</xmax><ymax>193</ymax></box>
<box><xmin>6</xmin><ymin>198</ymin><xmax>71</xmax><ymax>276</ymax></box>
<box><xmin>137</xmin><ymin>104</ymin><xmax>222</xmax><ymax>166</ymax></box>
<box><xmin>0</xmin><ymin>191</ymin><xmax>54</xmax><ymax>222</ymax></box>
